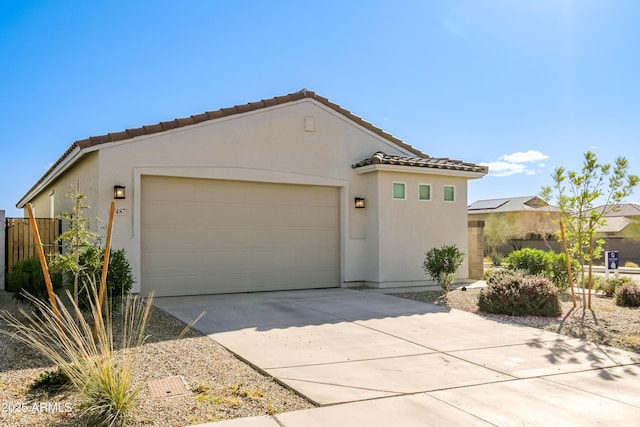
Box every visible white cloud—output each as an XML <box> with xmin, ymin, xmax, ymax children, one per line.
<box><xmin>502</xmin><ymin>150</ymin><xmax>548</xmax><ymax>163</ymax></box>
<box><xmin>482</xmin><ymin>150</ymin><xmax>549</xmax><ymax>177</ymax></box>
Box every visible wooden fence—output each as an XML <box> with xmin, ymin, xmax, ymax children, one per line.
<box><xmin>4</xmin><ymin>217</ymin><xmax>61</xmax><ymax>276</ymax></box>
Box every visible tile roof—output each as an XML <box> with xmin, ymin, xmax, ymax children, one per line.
<box><xmin>599</xmin><ymin>203</ymin><xmax>640</xmax><ymax>217</ymax></box>
<box><xmin>20</xmin><ymin>90</ymin><xmax>430</xmax><ymax>206</ymax></box>
<box><xmin>73</xmin><ymin>89</ymin><xmax>426</xmax><ymax>156</ymax></box>
<box><xmin>352</xmin><ymin>151</ymin><xmax>488</xmax><ymax>174</ymax></box>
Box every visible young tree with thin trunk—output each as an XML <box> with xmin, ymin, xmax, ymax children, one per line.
<box><xmin>541</xmin><ymin>151</ymin><xmax>639</xmax><ymax>309</ymax></box>
<box><xmin>49</xmin><ymin>182</ymin><xmax>99</xmax><ymax>309</ymax></box>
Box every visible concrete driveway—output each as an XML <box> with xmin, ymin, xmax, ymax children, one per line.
<box><xmin>154</xmin><ymin>288</ymin><xmax>640</xmax><ymax>426</ymax></box>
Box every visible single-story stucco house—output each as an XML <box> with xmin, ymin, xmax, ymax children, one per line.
<box><xmin>17</xmin><ymin>90</ymin><xmax>488</xmax><ymax>296</ymax></box>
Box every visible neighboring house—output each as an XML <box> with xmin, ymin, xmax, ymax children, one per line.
<box><xmin>468</xmin><ymin>196</ymin><xmax>560</xmax><ymax>254</ymax></box>
<box><xmin>597</xmin><ymin>203</ymin><xmax>640</xmax><ymax>265</ymax></box>
<box><xmin>597</xmin><ymin>203</ymin><xmax>640</xmax><ymax>235</ymax></box>
<box><xmin>17</xmin><ymin>90</ymin><xmax>487</xmax><ymax>296</ymax></box>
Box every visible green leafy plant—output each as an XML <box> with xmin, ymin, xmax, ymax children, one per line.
<box><xmin>488</xmin><ymin>251</ymin><xmax>505</xmax><ymax>267</ymax></box>
<box><xmin>422</xmin><ymin>245</ymin><xmax>465</xmax><ymax>294</ymax></box>
<box><xmin>48</xmin><ymin>183</ymin><xmax>100</xmax><ymax>308</ymax></box>
<box><xmin>77</xmin><ymin>247</ymin><xmax>135</xmax><ymax>311</ymax></box>
<box><xmin>479</xmin><ymin>270</ymin><xmax>562</xmax><ymax>317</ymax></box>
<box><xmin>7</xmin><ymin>258</ymin><xmax>63</xmax><ymax>306</ymax></box>
<box><xmin>615</xmin><ymin>284</ymin><xmax>640</xmax><ymax>307</ymax></box>
<box><xmin>598</xmin><ymin>275</ymin><xmax>635</xmax><ymax>297</ymax></box>
<box><xmin>504</xmin><ymin>248</ymin><xmax>578</xmax><ymax>292</ymax></box>
<box><xmin>541</xmin><ymin>151</ymin><xmax>639</xmax><ymax>309</ymax></box>
<box><xmin>504</xmin><ymin>248</ymin><xmax>549</xmax><ymax>275</ymax></box>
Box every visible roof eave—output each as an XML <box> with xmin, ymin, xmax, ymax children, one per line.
<box><xmin>16</xmin><ymin>145</ymin><xmax>84</xmax><ymax>209</ymax></box>
<box><xmin>353</xmin><ymin>163</ymin><xmax>487</xmax><ymax>179</ymax></box>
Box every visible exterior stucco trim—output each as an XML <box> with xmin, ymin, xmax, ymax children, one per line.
<box><xmin>353</xmin><ymin>163</ymin><xmax>487</xmax><ymax>179</ymax></box>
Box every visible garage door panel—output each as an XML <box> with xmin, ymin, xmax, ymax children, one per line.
<box><xmin>141</xmin><ymin>176</ymin><xmax>340</xmax><ymax>296</ymax></box>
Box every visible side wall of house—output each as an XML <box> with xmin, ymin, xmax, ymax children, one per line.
<box><xmin>25</xmin><ymin>153</ymin><xmax>100</xmax><ymax>228</ymax></box>
<box><xmin>373</xmin><ymin>171</ymin><xmax>471</xmax><ymax>287</ymax></box>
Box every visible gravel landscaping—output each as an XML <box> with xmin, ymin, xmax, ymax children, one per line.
<box><xmin>0</xmin><ymin>291</ymin><xmax>312</xmax><ymax>427</ymax></box>
<box><xmin>391</xmin><ymin>286</ymin><xmax>640</xmax><ymax>354</ymax></box>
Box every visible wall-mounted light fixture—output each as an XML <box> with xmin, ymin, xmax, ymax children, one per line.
<box><xmin>113</xmin><ymin>185</ymin><xmax>126</xmax><ymax>200</ymax></box>
<box><xmin>354</xmin><ymin>197</ymin><xmax>365</xmax><ymax>208</ymax></box>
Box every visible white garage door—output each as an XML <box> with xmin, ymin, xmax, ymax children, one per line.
<box><xmin>141</xmin><ymin>176</ymin><xmax>340</xmax><ymax>296</ymax></box>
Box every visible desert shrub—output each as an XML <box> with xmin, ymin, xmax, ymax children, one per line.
<box><xmin>486</xmin><ymin>268</ymin><xmax>527</xmax><ymax>287</ymax></box>
<box><xmin>483</xmin><ymin>268</ymin><xmax>495</xmax><ymax>281</ymax></box>
<box><xmin>615</xmin><ymin>284</ymin><xmax>640</xmax><ymax>307</ymax></box>
<box><xmin>505</xmin><ymin>248</ymin><xmax>548</xmax><ymax>276</ymax></box>
<box><xmin>7</xmin><ymin>258</ymin><xmax>63</xmax><ymax>306</ymax></box>
<box><xmin>590</xmin><ymin>276</ymin><xmax>607</xmax><ymax>294</ymax></box>
<box><xmin>488</xmin><ymin>251</ymin><xmax>505</xmax><ymax>267</ymax></box>
<box><xmin>505</xmin><ymin>249</ymin><xmax>578</xmax><ymax>291</ymax></box>
<box><xmin>548</xmin><ymin>252</ymin><xmax>580</xmax><ymax>292</ymax></box>
<box><xmin>77</xmin><ymin>247</ymin><xmax>135</xmax><ymax>311</ymax></box>
<box><xmin>478</xmin><ymin>273</ymin><xmax>562</xmax><ymax>317</ymax></box>
<box><xmin>624</xmin><ymin>261</ymin><xmax>639</xmax><ymax>268</ymax></box>
<box><xmin>592</xmin><ymin>275</ymin><xmax>635</xmax><ymax>297</ymax></box>
<box><xmin>423</xmin><ymin>245</ymin><xmax>465</xmax><ymax>294</ymax></box>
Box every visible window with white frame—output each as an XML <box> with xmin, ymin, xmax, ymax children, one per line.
<box><xmin>419</xmin><ymin>184</ymin><xmax>431</xmax><ymax>201</ymax></box>
<box><xmin>444</xmin><ymin>185</ymin><xmax>455</xmax><ymax>202</ymax></box>
<box><xmin>393</xmin><ymin>182</ymin><xmax>406</xmax><ymax>199</ymax></box>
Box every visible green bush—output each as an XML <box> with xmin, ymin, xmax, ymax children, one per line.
<box><xmin>590</xmin><ymin>276</ymin><xmax>607</xmax><ymax>294</ymax></box>
<box><xmin>615</xmin><ymin>284</ymin><xmax>640</xmax><ymax>307</ymax></box>
<box><xmin>479</xmin><ymin>270</ymin><xmax>562</xmax><ymax>317</ymax></box>
<box><xmin>504</xmin><ymin>248</ymin><xmax>578</xmax><ymax>292</ymax></box>
<box><xmin>7</xmin><ymin>258</ymin><xmax>63</xmax><ymax>306</ymax></box>
<box><xmin>77</xmin><ymin>247</ymin><xmax>135</xmax><ymax>311</ymax></box>
<box><xmin>602</xmin><ymin>275</ymin><xmax>635</xmax><ymax>298</ymax></box>
<box><xmin>423</xmin><ymin>245</ymin><xmax>465</xmax><ymax>294</ymax></box>
<box><xmin>548</xmin><ymin>252</ymin><xmax>580</xmax><ymax>292</ymax></box>
<box><xmin>505</xmin><ymin>248</ymin><xmax>548</xmax><ymax>276</ymax></box>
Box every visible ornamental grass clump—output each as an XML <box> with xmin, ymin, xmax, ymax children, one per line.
<box><xmin>0</xmin><ymin>283</ymin><xmax>153</xmax><ymax>426</ymax></box>
<box><xmin>479</xmin><ymin>270</ymin><xmax>562</xmax><ymax>317</ymax></box>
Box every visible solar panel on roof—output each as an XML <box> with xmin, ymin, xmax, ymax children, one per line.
<box><xmin>468</xmin><ymin>199</ymin><xmax>509</xmax><ymax>210</ymax></box>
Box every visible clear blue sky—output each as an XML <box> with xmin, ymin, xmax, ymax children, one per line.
<box><xmin>1</xmin><ymin>0</ymin><xmax>639</xmax><ymax>217</ymax></box>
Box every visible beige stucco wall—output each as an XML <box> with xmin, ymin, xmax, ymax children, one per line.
<box><xmin>26</xmin><ymin>153</ymin><xmax>99</xmax><ymax>227</ymax></box>
<box><xmin>23</xmin><ymin>98</ymin><xmax>483</xmax><ymax>293</ymax></box>
<box><xmin>95</xmin><ymin>98</ymin><xmax>425</xmax><ymax>291</ymax></box>
<box><xmin>366</xmin><ymin>170</ymin><xmax>471</xmax><ymax>287</ymax></box>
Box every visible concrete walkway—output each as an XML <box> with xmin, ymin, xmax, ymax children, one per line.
<box><xmin>154</xmin><ymin>288</ymin><xmax>640</xmax><ymax>426</ymax></box>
